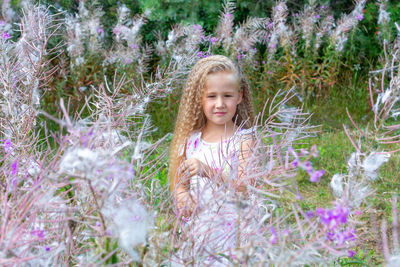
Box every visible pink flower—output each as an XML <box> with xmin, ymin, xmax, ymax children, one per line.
<box><xmin>310</xmin><ymin>169</ymin><xmax>325</xmax><ymax>182</ymax></box>
<box><xmin>356</xmin><ymin>14</ymin><xmax>364</xmax><ymax>21</ymax></box>
<box><xmin>292</xmin><ymin>159</ymin><xmax>298</xmax><ymax>167</ymax></box>
<box><xmin>210</xmin><ymin>37</ymin><xmax>218</xmax><ymax>44</ymax></box>
<box><xmin>11</xmin><ymin>160</ymin><xmax>18</xmax><ymax>176</ymax></box>
<box><xmin>31</xmin><ymin>229</ymin><xmax>45</xmax><ymax>241</ymax></box>
<box><xmin>97</xmin><ymin>27</ymin><xmax>104</xmax><ymax>34</ymax></box>
<box><xmin>269</xmin><ymin>227</ymin><xmax>277</xmax><ymax>244</ymax></box>
<box><xmin>193</xmin><ymin>24</ymin><xmax>202</xmax><ymax>31</ymax></box>
<box><xmin>113</xmin><ymin>27</ymin><xmax>120</xmax><ymax>35</ymax></box>
<box><xmin>2</xmin><ymin>32</ymin><xmax>10</xmax><ymax>40</ymax></box>
<box><xmin>3</xmin><ymin>139</ymin><xmax>12</xmax><ymax>153</ymax></box>
<box><xmin>348</xmin><ymin>250</ymin><xmax>356</xmax><ymax>257</ymax></box>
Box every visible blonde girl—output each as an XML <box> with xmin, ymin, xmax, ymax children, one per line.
<box><xmin>168</xmin><ymin>55</ymin><xmax>256</xmax><ymax>218</ymax></box>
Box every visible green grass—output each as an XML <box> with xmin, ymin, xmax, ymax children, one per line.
<box><xmin>293</xmin><ymin>128</ymin><xmax>400</xmax><ymax>265</ymax></box>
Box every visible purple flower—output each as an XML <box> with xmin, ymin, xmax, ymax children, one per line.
<box><xmin>266</xmin><ymin>22</ymin><xmax>274</xmax><ymax>30</ymax></box>
<box><xmin>262</xmin><ymin>61</ymin><xmax>266</xmax><ymax>64</ymax></box>
<box><xmin>113</xmin><ymin>27</ymin><xmax>120</xmax><ymax>35</ymax></box>
<box><xmin>269</xmin><ymin>227</ymin><xmax>277</xmax><ymax>244</ymax></box>
<box><xmin>292</xmin><ymin>159</ymin><xmax>298</xmax><ymax>167</ymax></box>
<box><xmin>11</xmin><ymin>160</ymin><xmax>18</xmax><ymax>176</ymax></box>
<box><xmin>194</xmin><ymin>138</ymin><xmax>199</xmax><ymax>149</ymax></box>
<box><xmin>129</xmin><ymin>43</ymin><xmax>139</xmax><ymax>50</ymax></box>
<box><xmin>300</xmin><ymin>148</ymin><xmax>308</xmax><ymax>155</ymax></box>
<box><xmin>225</xmin><ymin>13</ymin><xmax>232</xmax><ymax>18</ymax></box>
<box><xmin>316</xmin><ymin>204</ymin><xmax>350</xmax><ymax>230</ymax></box>
<box><xmin>31</xmin><ymin>229</ymin><xmax>45</xmax><ymax>241</ymax></box>
<box><xmin>3</xmin><ymin>139</ymin><xmax>12</xmax><ymax>153</ymax></box>
<box><xmin>282</xmin><ymin>229</ymin><xmax>290</xmax><ymax>236</ymax></box>
<box><xmin>315</xmin><ymin>14</ymin><xmax>321</xmax><ymax>19</ymax></box>
<box><xmin>210</xmin><ymin>37</ymin><xmax>218</xmax><ymax>44</ymax></box>
<box><xmin>197</xmin><ymin>51</ymin><xmax>208</xmax><ymax>58</ymax></box>
<box><xmin>45</xmin><ymin>246</ymin><xmax>50</xmax><ymax>252</ymax></box>
<box><xmin>334</xmin><ymin>204</ymin><xmax>349</xmax><ymax>224</ymax></box>
<box><xmin>80</xmin><ymin>132</ymin><xmax>93</xmax><ymax>147</ymax></box>
<box><xmin>356</xmin><ymin>14</ymin><xmax>364</xmax><ymax>21</ymax></box>
<box><xmin>310</xmin><ymin>169</ymin><xmax>325</xmax><ymax>182</ymax></box>
<box><xmin>328</xmin><ymin>228</ymin><xmax>356</xmax><ymax>245</ymax></box>
<box><xmin>348</xmin><ymin>250</ymin><xmax>356</xmax><ymax>257</ymax></box>
<box><xmin>267</xmin><ymin>70</ymin><xmax>273</xmax><ymax>75</ymax></box>
<box><xmin>193</xmin><ymin>24</ymin><xmax>202</xmax><ymax>31</ymax></box>
<box><xmin>306</xmin><ymin>210</ymin><xmax>315</xmax><ymax>218</ymax></box>
<box><xmin>97</xmin><ymin>27</ymin><xmax>104</xmax><ymax>34</ymax></box>
<box><xmin>304</xmin><ymin>161</ymin><xmax>313</xmax><ymax>174</ymax></box>
<box><xmin>2</xmin><ymin>32</ymin><xmax>10</xmax><ymax>40</ymax></box>
<box><xmin>316</xmin><ymin>208</ymin><xmax>325</xmax><ymax>217</ymax></box>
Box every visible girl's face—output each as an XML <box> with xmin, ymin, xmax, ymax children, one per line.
<box><xmin>202</xmin><ymin>71</ymin><xmax>243</xmax><ymax>127</ymax></box>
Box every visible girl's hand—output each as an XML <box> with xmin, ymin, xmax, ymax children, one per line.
<box><xmin>177</xmin><ymin>192</ymin><xmax>197</xmax><ymax>217</ymax></box>
<box><xmin>182</xmin><ymin>158</ymin><xmax>209</xmax><ymax>177</ymax></box>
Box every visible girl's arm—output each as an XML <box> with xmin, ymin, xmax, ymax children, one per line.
<box><xmin>174</xmin><ymin>149</ymin><xmax>196</xmax><ymax>217</ymax></box>
<box><xmin>236</xmin><ymin>136</ymin><xmax>256</xmax><ymax>191</ymax></box>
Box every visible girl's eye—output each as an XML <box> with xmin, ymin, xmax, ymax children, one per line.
<box><xmin>225</xmin><ymin>95</ymin><xmax>232</xmax><ymax>97</ymax></box>
<box><xmin>207</xmin><ymin>95</ymin><xmax>215</xmax><ymax>98</ymax></box>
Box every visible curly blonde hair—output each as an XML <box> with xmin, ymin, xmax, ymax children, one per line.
<box><xmin>168</xmin><ymin>55</ymin><xmax>255</xmax><ymax>192</ymax></box>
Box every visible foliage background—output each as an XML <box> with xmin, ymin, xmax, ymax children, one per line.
<box><xmin>2</xmin><ymin>0</ymin><xmax>400</xmax><ymax>265</ymax></box>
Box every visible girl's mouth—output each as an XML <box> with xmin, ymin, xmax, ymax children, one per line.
<box><xmin>214</xmin><ymin>112</ymin><xmax>226</xmax><ymax>116</ymax></box>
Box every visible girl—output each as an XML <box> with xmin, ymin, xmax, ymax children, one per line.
<box><xmin>168</xmin><ymin>55</ymin><xmax>257</xmax><ymax>265</ymax></box>
<box><xmin>169</xmin><ymin>55</ymin><xmax>256</xmax><ymax>218</ymax></box>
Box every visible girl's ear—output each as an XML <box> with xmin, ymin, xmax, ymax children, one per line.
<box><xmin>237</xmin><ymin>90</ymin><xmax>243</xmax><ymax>105</ymax></box>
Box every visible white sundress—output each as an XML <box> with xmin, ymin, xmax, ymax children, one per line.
<box><xmin>172</xmin><ymin>127</ymin><xmax>256</xmax><ymax>266</ymax></box>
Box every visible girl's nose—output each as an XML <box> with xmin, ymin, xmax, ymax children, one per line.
<box><xmin>216</xmin><ymin>96</ymin><xmax>224</xmax><ymax>108</ymax></box>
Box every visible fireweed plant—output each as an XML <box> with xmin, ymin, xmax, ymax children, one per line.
<box><xmin>331</xmin><ymin>25</ymin><xmax>400</xmax><ymax>263</ymax></box>
<box><xmin>0</xmin><ymin>0</ymin><xmax>399</xmax><ymax>266</ymax></box>
<box><xmin>1</xmin><ymin>1</ymin><xmax>186</xmax><ymax>265</ymax></box>
<box><xmin>46</xmin><ymin>0</ymin><xmax>377</xmax><ymax>111</ymax></box>
<box><xmin>154</xmin><ymin>0</ymin><xmax>370</xmax><ymax>101</ymax></box>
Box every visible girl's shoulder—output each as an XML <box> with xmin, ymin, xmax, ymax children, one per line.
<box><xmin>235</xmin><ymin>126</ymin><xmax>256</xmax><ymax>140</ymax></box>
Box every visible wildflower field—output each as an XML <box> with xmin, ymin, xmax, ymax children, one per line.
<box><xmin>1</xmin><ymin>0</ymin><xmax>400</xmax><ymax>265</ymax></box>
